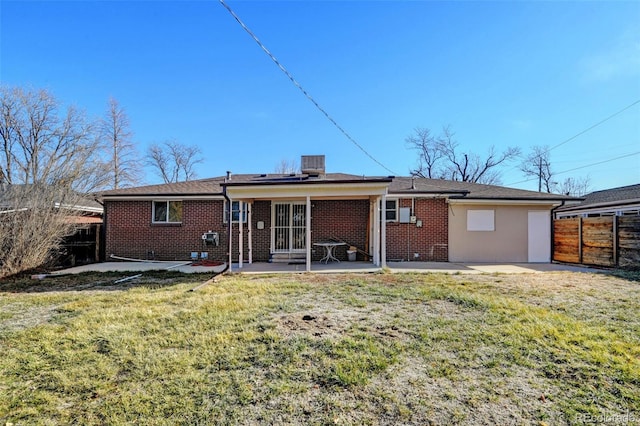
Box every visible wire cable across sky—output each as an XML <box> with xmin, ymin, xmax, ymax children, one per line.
<box><xmin>218</xmin><ymin>0</ymin><xmax>398</xmax><ymax>175</ymax></box>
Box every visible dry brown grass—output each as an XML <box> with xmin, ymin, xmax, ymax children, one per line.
<box><xmin>1</xmin><ymin>270</ymin><xmax>638</xmax><ymax>425</ymax></box>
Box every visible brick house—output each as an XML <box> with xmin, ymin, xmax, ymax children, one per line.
<box><xmin>101</xmin><ymin>155</ymin><xmax>577</xmax><ymax>270</ymax></box>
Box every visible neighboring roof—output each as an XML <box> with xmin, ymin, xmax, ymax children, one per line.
<box><xmin>556</xmin><ymin>184</ymin><xmax>640</xmax><ymax>212</ymax></box>
<box><xmin>65</xmin><ymin>216</ymin><xmax>103</xmax><ymax>224</ymax></box>
<box><xmin>100</xmin><ymin>174</ymin><xmax>579</xmax><ymax>202</ymax></box>
<box><xmin>0</xmin><ymin>184</ymin><xmax>103</xmax><ymax>213</ymax></box>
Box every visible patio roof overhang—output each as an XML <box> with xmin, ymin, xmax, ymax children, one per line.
<box><xmin>223</xmin><ymin>178</ymin><xmax>391</xmax><ymax>273</ymax></box>
<box><xmin>223</xmin><ymin>179</ymin><xmax>391</xmax><ymax>200</ymax></box>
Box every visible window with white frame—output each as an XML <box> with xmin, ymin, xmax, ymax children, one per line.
<box><xmin>152</xmin><ymin>200</ymin><xmax>183</xmax><ymax>223</ymax></box>
<box><xmin>382</xmin><ymin>199</ymin><xmax>398</xmax><ymax>221</ymax></box>
<box><xmin>224</xmin><ymin>200</ymin><xmax>248</xmax><ymax>223</ymax></box>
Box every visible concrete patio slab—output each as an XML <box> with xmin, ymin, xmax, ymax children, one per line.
<box><xmin>52</xmin><ymin>260</ymin><xmax>600</xmax><ymax>276</ymax></box>
<box><xmin>52</xmin><ymin>261</ymin><xmax>226</xmax><ymax>275</ymax></box>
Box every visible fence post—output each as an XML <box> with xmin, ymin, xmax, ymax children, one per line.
<box><xmin>578</xmin><ymin>217</ymin><xmax>583</xmax><ymax>264</ymax></box>
<box><xmin>613</xmin><ymin>215</ymin><xmax>618</xmax><ymax>267</ymax></box>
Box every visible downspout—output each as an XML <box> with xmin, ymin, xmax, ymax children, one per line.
<box><xmin>220</xmin><ymin>186</ymin><xmax>232</xmax><ymax>275</ymax></box>
<box><xmin>550</xmin><ymin>201</ymin><xmax>565</xmax><ymax>263</ymax></box>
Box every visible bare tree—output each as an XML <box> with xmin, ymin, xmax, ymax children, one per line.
<box><xmin>406</xmin><ymin>127</ymin><xmax>444</xmax><ymax>179</ymax></box>
<box><xmin>520</xmin><ymin>146</ymin><xmax>591</xmax><ymax>195</ymax></box>
<box><xmin>274</xmin><ymin>158</ymin><xmax>299</xmax><ymax>174</ymax></box>
<box><xmin>100</xmin><ymin>97</ymin><xmax>142</xmax><ymax>189</ymax></box>
<box><xmin>0</xmin><ymin>85</ymin><xmax>102</xmax><ymax>276</ymax></box>
<box><xmin>146</xmin><ymin>140</ymin><xmax>203</xmax><ymax>183</ymax></box>
<box><xmin>0</xmin><ymin>184</ymin><xmax>80</xmax><ymax>278</ymax></box>
<box><xmin>408</xmin><ymin>126</ymin><xmax>520</xmax><ymax>184</ymax></box>
<box><xmin>520</xmin><ymin>145</ymin><xmax>554</xmax><ymax>192</ymax></box>
<box><xmin>556</xmin><ymin>176</ymin><xmax>591</xmax><ymax>197</ymax></box>
<box><xmin>0</xmin><ymin>85</ymin><xmax>101</xmax><ymax>191</ymax></box>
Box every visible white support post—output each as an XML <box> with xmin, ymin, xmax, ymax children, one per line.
<box><xmin>373</xmin><ymin>197</ymin><xmax>380</xmax><ymax>266</ymax></box>
<box><xmin>238</xmin><ymin>201</ymin><xmax>243</xmax><ymax>269</ymax></box>
<box><xmin>228</xmin><ymin>197</ymin><xmax>233</xmax><ymax>270</ymax></box>
<box><xmin>306</xmin><ymin>196</ymin><xmax>311</xmax><ymax>272</ymax></box>
<box><xmin>248</xmin><ymin>202</ymin><xmax>253</xmax><ymax>264</ymax></box>
<box><xmin>381</xmin><ymin>194</ymin><xmax>387</xmax><ymax>268</ymax></box>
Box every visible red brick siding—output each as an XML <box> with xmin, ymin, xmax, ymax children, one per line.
<box><xmin>385</xmin><ymin>198</ymin><xmax>448</xmax><ymax>261</ymax></box>
<box><xmin>105</xmin><ymin>200</ymin><xmax>228</xmax><ymax>261</ymax></box>
<box><xmin>250</xmin><ymin>201</ymin><xmax>271</xmax><ymax>262</ymax></box>
<box><xmin>311</xmin><ymin>200</ymin><xmax>370</xmax><ymax>261</ymax></box>
<box><xmin>105</xmin><ymin>197</ymin><xmax>449</xmax><ymax>263</ymax></box>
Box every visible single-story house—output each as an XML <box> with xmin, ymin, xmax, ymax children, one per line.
<box><xmin>100</xmin><ymin>155</ymin><xmax>578</xmax><ymax>271</ymax></box>
<box><xmin>554</xmin><ymin>184</ymin><xmax>640</xmax><ymax>218</ymax></box>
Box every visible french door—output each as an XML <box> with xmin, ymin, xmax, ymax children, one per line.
<box><xmin>272</xmin><ymin>202</ymin><xmax>306</xmax><ymax>252</ymax></box>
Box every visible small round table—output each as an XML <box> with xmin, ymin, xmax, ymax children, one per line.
<box><xmin>313</xmin><ymin>242</ymin><xmax>347</xmax><ymax>263</ymax></box>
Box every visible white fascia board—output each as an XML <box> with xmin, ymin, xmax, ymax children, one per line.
<box><xmin>558</xmin><ymin>199</ymin><xmax>640</xmax><ymax>213</ymax></box>
<box><xmin>555</xmin><ymin>202</ymin><xmax>640</xmax><ymax>217</ymax></box>
<box><xmin>447</xmin><ymin>199</ymin><xmax>562</xmax><ymax>207</ymax></box>
<box><xmin>226</xmin><ymin>182</ymin><xmax>389</xmax><ymax>199</ymax></box>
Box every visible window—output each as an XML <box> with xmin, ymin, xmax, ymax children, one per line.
<box><xmin>224</xmin><ymin>200</ymin><xmax>247</xmax><ymax>223</ymax></box>
<box><xmin>381</xmin><ymin>199</ymin><xmax>398</xmax><ymax>221</ymax></box>
<box><xmin>467</xmin><ymin>209</ymin><xmax>494</xmax><ymax>231</ymax></box>
<box><xmin>153</xmin><ymin>201</ymin><xmax>183</xmax><ymax>223</ymax></box>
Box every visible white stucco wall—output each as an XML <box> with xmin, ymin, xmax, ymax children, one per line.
<box><xmin>448</xmin><ymin>203</ymin><xmax>553</xmax><ymax>263</ymax></box>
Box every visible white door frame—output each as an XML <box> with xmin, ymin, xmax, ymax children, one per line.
<box><xmin>271</xmin><ymin>201</ymin><xmax>307</xmax><ymax>253</ymax></box>
<box><xmin>528</xmin><ymin>210</ymin><xmax>551</xmax><ymax>262</ymax></box>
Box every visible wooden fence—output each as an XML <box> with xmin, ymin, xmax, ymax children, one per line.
<box><xmin>553</xmin><ymin>216</ymin><xmax>640</xmax><ymax>267</ymax></box>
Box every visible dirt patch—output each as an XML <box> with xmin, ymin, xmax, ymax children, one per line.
<box><xmin>0</xmin><ymin>303</ymin><xmax>60</xmax><ymax>332</ymax></box>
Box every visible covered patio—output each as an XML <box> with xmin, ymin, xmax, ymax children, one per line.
<box><xmin>223</xmin><ymin>175</ymin><xmax>393</xmax><ymax>272</ymax></box>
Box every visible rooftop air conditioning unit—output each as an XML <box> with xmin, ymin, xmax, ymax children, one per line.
<box><xmin>301</xmin><ymin>155</ymin><xmax>325</xmax><ymax>176</ymax></box>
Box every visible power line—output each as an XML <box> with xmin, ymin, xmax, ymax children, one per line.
<box><xmin>545</xmin><ymin>99</ymin><xmax>640</xmax><ymax>154</ymax></box>
<box><xmin>505</xmin><ymin>150</ymin><xmax>640</xmax><ymax>187</ymax></box>
<box><xmin>218</xmin><ymin>0</ymin><xmax>397</xmax><ymax>175</ymax></box>
<box><xmin>496</xmin><ymin>98</ymin><xmax>640</xmax><ymax>180</ymax></box>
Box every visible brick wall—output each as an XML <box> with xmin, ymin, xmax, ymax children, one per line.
<box><xmin>105</xmin><ymin>200</ymin><xmax>228</xmax><ymax>261</ymax></box>
<box><xmin>311</xmin><ymin>199</ymin><xmax>370</xmax><ymax>261</ymax></box>
<box><xmin>105</xmin><ymin>197</ymin><xmax>449</xmax><ymax>263</ymax></box>
<box><xmin>385</xmin><ymin>198</ymin><xmax>448</xmax><ymax>261</ymax></box>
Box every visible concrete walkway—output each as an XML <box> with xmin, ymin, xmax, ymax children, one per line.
<box><xmin>54</xmin><ymin>260</ymin><xmax>599</xmax><ymax>275</ymax></box>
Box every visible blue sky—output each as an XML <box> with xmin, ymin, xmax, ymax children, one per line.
<box><xmin>1</xmin><ymin>0</ymin><xmax>639</xmax><ymax>192</ymax></box>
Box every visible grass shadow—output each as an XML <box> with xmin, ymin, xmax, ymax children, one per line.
<box><xmin>0</xmin><ymin>270</ymin><xmax>215</xmax><ymax>293</ymax></box>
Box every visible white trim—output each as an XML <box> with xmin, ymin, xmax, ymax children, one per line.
<box><xmin>447</xmin><ymin>199</ymin><xmax>563</xmax><ymax>206</ymax></box>
<box><xmin>228</xmin><ymin>196</ymin><xmax>233</xmax><ymax>268</ymax></box>
<box><xmin>555</xmin><ymin>203</ymin><xmax>640</xmax><ymax>218</ymax></box>
<box><xmin>306</xmin><ymin>196</ymin><xmax>311</xmax><ymax>272</ymax></box>
<box><xmin>381</xmin><ymin>194</ymin><xmax>387</xmax><ymax>267</ymax></box>
<box><xmin>248</xmin><ymin>202</ymin><xmax>253</xmax><ymax>264</ymax></box>
<box><xmin>372</xmin><ymin>197</ymin><xmax>380</xmax><ymax>266</ymax></box>
<box><xmin>271</xmin><ymin>201</ymin><xmax>307</xmax><ymax>254</ymax></box>
<box><xmin>239</xmin><ymin>201</ymin><xmax>244</xmax><ymax>269</ymax></box>
<box><xmin>151</xmin><ymin>200</ymin><xmax>183</xmax><ymax>224</ymax></box>
<box><xmin>226</xmin><ymin>182</ymin><xmax>389</xmax><ymax>200</ymax></box>
<box><xmin>224</xmin><ymin>200</ymin><xmax>248</xmax><ymax>223</ymax></box>
<box><xmin>528</xmin><ymin>210</ymin><xmax>551</xmax><ymax>262</ymax></box>
<box><xmin>384</xmin><ymin>198</ymin><xmax>398</xmax><ymax>222</ymax></box>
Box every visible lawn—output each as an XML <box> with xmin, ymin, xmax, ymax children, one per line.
<box><xmin>1</xmin><ymin>270</ymin><xmax>638</xmax><ymax>425</ymax></box>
